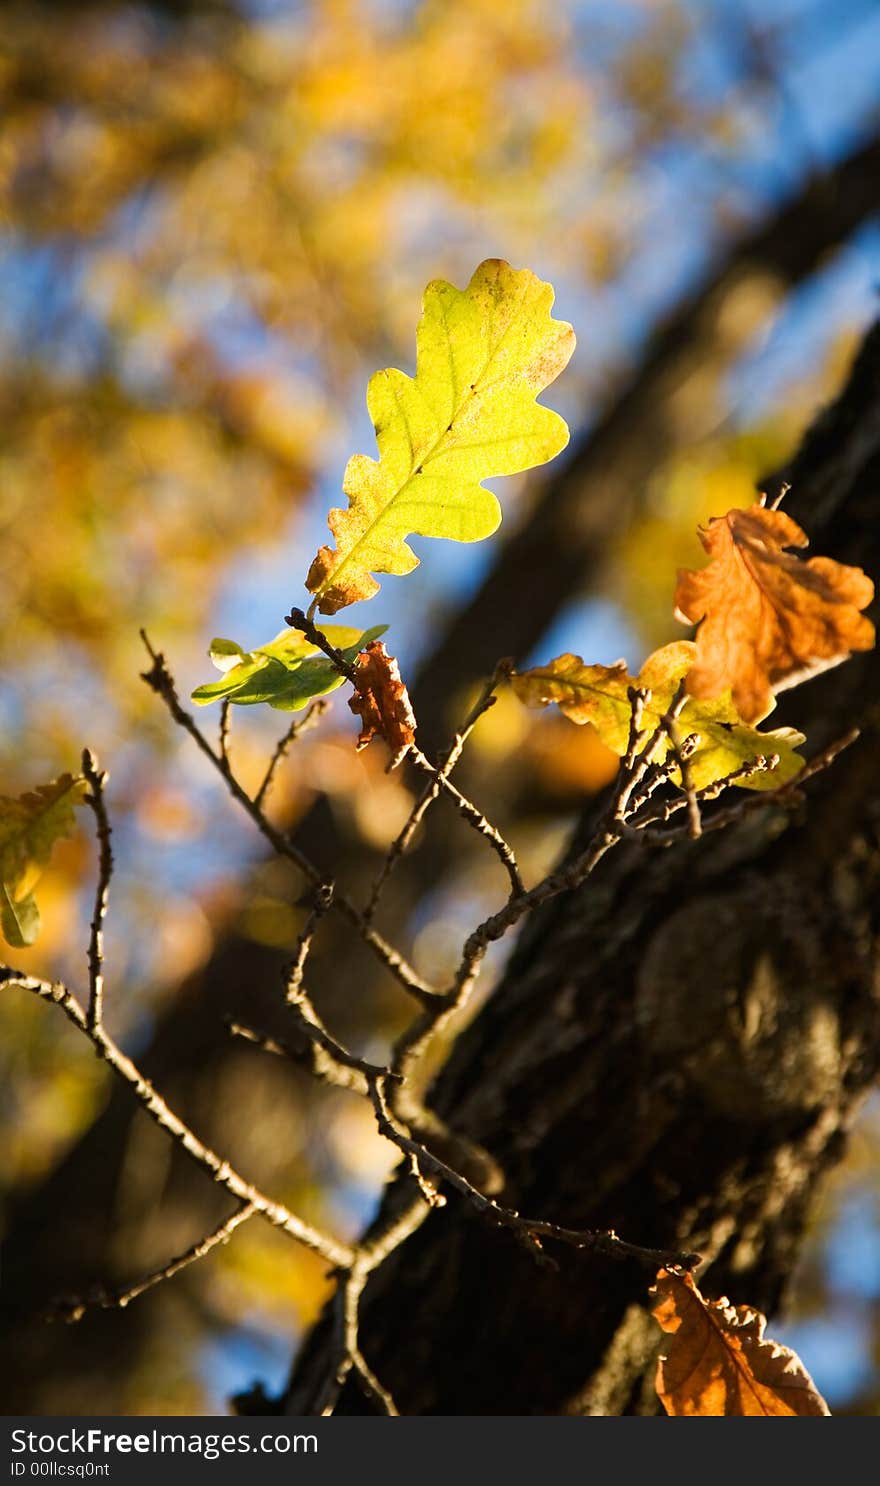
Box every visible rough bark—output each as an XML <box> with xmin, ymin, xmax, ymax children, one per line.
<box><xmin>285</xmin><ymin>321</ymin><xmax>880</xmax><ymax>1415</ymax></box>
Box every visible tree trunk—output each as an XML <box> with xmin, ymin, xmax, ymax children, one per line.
<box><xmin>285</xmin><ymin>320</ymin><xmax>880</xmax><ymax>1415</ymax></box>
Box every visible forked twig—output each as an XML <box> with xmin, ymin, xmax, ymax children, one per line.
<box><xmin>254</xmin><ymin>699</ymin><xmax>329</xmax><ymax>811</ymax></box>
<box><xmin>139</xmin><ymin>632</ymin><xmax>438</xmax><ymax>1007</ymax></box>
<box><xmin>52</xmin><ymin>1202</ymin><xmax>258</xmax><ymax>1322</ymax></box>
<box><xmin>1</xmin><ymin>968</ymin><xmax>353</xmax><ymax>1271</ymax></box>
<box><xmin>364</xmin><ymin>664</ymin><xmax>510</xmax><ymax>922</ymax></box>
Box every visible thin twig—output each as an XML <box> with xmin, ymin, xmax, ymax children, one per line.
<box><xmin>635</xmin><ymin>728</ymin><xmax>859</xmax><ymax>846</ymax></box>
<box><xmin>285</xmin><ymin>608</ymin><xmax>360</xmax><ymax>685</ymax></box>
<box><xmin>317</xmin><ymin>1271</ymin><xmax>400</xmax><ymax>1417</ymax></box>
<box><xmin>1</xmin><ymin>968</ymin><xmax>353</xmax><ymax>1270</ymax></box>
<box><xmin>285</xmin><ymin>614</ymin><xmax>523</xmax><ymax>900</ymax></box>
<box><xmin>409</xmin><ymin>744</ymin><xmax>524</xmax><ymax>900</ymax></box>
<box><xmin>317</xmin><ymin>1194</ymin><xmax>430</xmax><ymax>1417</ymax></box>
<box><xmin>53</xmin><ymin>1203</ymin><xmax>258</xmax><ymax>1322</ymax></box>
<box><xmin>280</xmin><ymin>884</ymin><xmax>389</xmax><ymax>1085</ymax></box>
<box><xmin>285</xmin><ymin>882</ymin><xmax>333</xmax><ymax>1002</ymax></box>
<box><xmin>364</xmin><ymin>665</ymin><xmax>509</xmax><ymax>923</ymax></box>
<box><xmin>218</xmin><ymin>699</ymin><xmax>232</xmax><ymax>770</ymax></box>
<box><xmin>662</xmin><ymin>719</ymin><xmax>702</xmax><ymax>839</ymax></box>
<box><xmin>386</xmin><ymin>757</ymin><xmax>639</xmax><ymax>1107</ymax></box>
<box><xmin>226</xmin><ymin>1019</ymin><xmax>397</xmax><ymax>1097</ymax></box>
<box><xmin>369</xmin><ymin>1078</ymin><xmax>699</xmax><ymax>1274</ymax></box>
<box><xmin>81</xmin><ymin>750</ymin><xmax>113</xmax><ymax>1034</ymax></box>
<box><xmin>139</xmin><ymin>632</ymin><xmax>438</xmax><ymax>1007</ymax></box>
<box><xmin>385</xmin><ymin>689</ymin><xmax>704</xmax><ymax>1108</ymax></box>
<box><xmin>254</xmin><ymin>699</ymin><xmax>329</xmax><ymax>811</ymax></box>
<box><xmin>622</xmin><ymin>686</ymin><xmax>650</xmax><ymax>771</ymax></box>
<box><xmin>341</xmin><ymin>1272</ymin><xmax>399</xmax><ymax>1415</ymax></box>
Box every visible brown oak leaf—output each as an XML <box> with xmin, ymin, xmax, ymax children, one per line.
<box><xmin>652</xmin><ymin>1268</ymin><xmax>830</xmax><ymax>1417</ymax></box>
<box><xmin>348</xmin><ymin>640</ymin><xmax>416</xmax><ymax>770</ymax></box>
<box><xmin>674</xmin><ymin>503</ymin><xmax>874</xmax><ymax>723</ymax></box>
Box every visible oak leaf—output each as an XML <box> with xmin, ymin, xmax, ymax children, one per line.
<box><xmin>0</xmin><ymin>773</ymin><xmax>88</xmax><ymax>947</ymax></box>
<box><xmin>652</xmin><ymin>1268</ymin><xmax>830</xmax><ymax>1417</ymax></box>
<box><xmin>674</xmin><ymin>503</ymin><xmax>875</xmax><ymax>723</ymax></box>
<box><xmin>512</xmin><ymin>641</ymin><xmax>804</xmax><ymax>791</ymax></box>
<box><xmin>306</xmin><ymin>259</ymin><xmax>575</xmax><ymax>614</ymax></box>
<box><xmin>191</xmin><ymin>624</ymin><xmax>386</xmax><ymax>710</ymax></box>
<box><xmin>348</xmin><ymin>641</ymin><xmax>416</xmax><ymax>770</ymax></box>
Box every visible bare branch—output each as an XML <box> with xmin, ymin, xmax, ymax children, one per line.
<box><xmin>139</xmin><ymin>632</ymin><xmax>439</xmax><ymax>1007</ymax></box>
<box><xmin>218</xmin><ymin>698</ymin><xmax>232</xmax><ymax>769</ymax></box>
<box><xmin>254</xmin><ymin>699</ymin><xmax>329</xmax><ymax>811</ymax></box>
<box><xmin>364</xmin><ymin>664</ymin><xmax>510</xmax><ymax>922</ymax></box>
<box><xmin>53</xmin><ymin>1203</ymin><xmax>257</xmax><ymax>1322</ymax></box>
<box><xmin>284</xmin><ymin>882</ymin><xmax>333</xmax><ymax>1002</ymax></box>
<box><xmin>226</xmin><ymin>1018</ymin><xmax>395</xmax><ymax>1097</ymax></box>
<box><xmin>81</xmin><ymin>749</ymin><xmax>113</xmax><ymax>1035</ymax></box>
<box><xmin>285</xmin><ymin>608</ymin><xmax>360</xmax><ymax>685</ymax></box>
<box><xmin>285</xmin><ymin>613</ymin><xmax>523</xmax><ymax>898</ymax></box>
<box><xmin>369</xmin><ymin>1077</ymin><xmax>699</xmax><ymax>1275</ymax></box>
<box><xmin>1</xmin><ymin>968</ymin><xmax>353</xmax><ymax>1271</ymax></box>
<box><xmin>634</xmin><ymin>728</ymin><xmax>859</xmax><ymax>846</ymax></box>
<box><xmin>409</xmin><ymin>744</ymin><xmax>524</xmax><ymax>900</ymax></box>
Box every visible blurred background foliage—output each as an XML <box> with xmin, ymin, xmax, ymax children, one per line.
<box><xmin>1</xmin><ymin>0</ymin><xmax>880</xmax><ymax>1414</ymax></box>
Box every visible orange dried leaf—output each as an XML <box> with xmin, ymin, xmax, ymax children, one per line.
<box><xmin>652</xmin><ymin>1268</ymin><xmax>830</xmax><ymax>1417</ymax></box>
<box><xmin>674</xmin><ymin>503</ymin><xmax>874</xmax><ymax>723</ymax></box>
<box><xmin>349</xmin><ymin>640</ymin><xmax>416</xmax><ymax>770</ymax></box>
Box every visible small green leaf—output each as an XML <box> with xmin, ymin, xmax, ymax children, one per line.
<box><xmin>1</xmin><ymin>884</ymin><xmax>40</xmax><ymax>948</ymax></box>
<box><xmin>191</xmin><ymin>624</ymin><xmax>387</xmax><ymax>711</ymax></box>
<box><xmin>0</xmin><ymin>773</ymin><xmax>88</xmax><ymax>947</ymax></box>
<box><xmin>513</xmin><ymin>641</ymin><xmax>805</xmax><ymax>792</ymax></box>
<box><xmin>208</xmin><ymin>638</ymin><xmax>249</xmax><ymax>673</ymax></box>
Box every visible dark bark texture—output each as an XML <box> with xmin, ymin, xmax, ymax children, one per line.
<box><xmin>285</xmin><ymin>322</ymin><xmax>880</xmax><ymax>1415</ymax></box>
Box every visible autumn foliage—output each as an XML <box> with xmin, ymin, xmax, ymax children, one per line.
<box><xmin>675</xmin><ymin>504</ymin><xmax>875</xmax><ymax>724</ymax></box>
<box><xmin>652</xmin><ymin>1269</ymin><xmax>830</xmax><ymax>1417</ymax></box>
<box><xmin>1</xmin><ymin>255</ymin><xmax>876</xmax><ymax>1418</ymax></box>
<box><xmin>306</xmin><ymin>259</ymin><xmax>575</xmax><ymax>613</ymax></box>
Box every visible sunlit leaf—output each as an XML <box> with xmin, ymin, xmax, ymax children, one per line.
<box><xmin>652</xmin><ymin>1268</ymin><xmax>830</xmax><ymax>1417</ymax></box>
<box><xmin>0</xmin><ymin>774</ymin><xmax>88</xmax><ymax>947</ymax></box>
<box><xmin>675</xmin><ymin>502</ymin><xmax>875</xmax><ymax>723</ymax></box>
<box><xmin>191</xmin><ymin>625</ymin><xmax>387</xmax><ymax>711</ymax></box>
<box><xmin>512</xmin><ymin>641</ymin><xmax>805</xmax><ymax>790</ymax></box>
<box><xmin>306</xmin><ymin>259</ymin><xmax>575</xmax><ymax>613</ymax></box>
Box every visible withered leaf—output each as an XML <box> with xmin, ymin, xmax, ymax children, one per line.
<box><xmin>652</xmin><ymin>1268</ymin><xmax>830</xmax><ymax>1417</ymax></box>
<box><xmin>674</xmin><ymin>503</ymin><xmax>874</xmax><ymax>723</ymax></box>
<box><xmin>512</xmin><ymin>641</ymin><xmax>804</xmax><ymax>791</ymax></box>
<box><xmin>349</xmin><ymin>640</ymin><xmax>416</xmax><ymax>770</ymax></box>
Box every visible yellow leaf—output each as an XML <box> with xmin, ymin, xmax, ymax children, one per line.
<box><xmin>512</xmin><ymin>641</ymin><xmax>804</xmax><ymax>791</ymax></box>
<box><xmin>0</xmin><ymin>774</ymin><xmax>88</xmax><ymax>947</ymax></box>
<box><xmin>307</xmin><ymin>259</ymin><xmax>575</xmax><ymax>613</ymax></box>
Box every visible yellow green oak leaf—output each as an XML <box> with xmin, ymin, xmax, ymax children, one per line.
<box><xmin>512</xmin><ymin>641</ymin><xmax>805</xmax><ymax>792</ymax></box>
<box><xmin>0</xmin><ymin>773</ymin><xmax>88</xmax><ymax>947</ymax></box>
<box><xmin>191</xmin><ymin>624</ymin><xmax>387</xmax><ymax>709</ymax></box>
<box><xmin>306</xmin><ymin>258</ymin><xmax>575</xmax><ymax>614</ymax></box>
